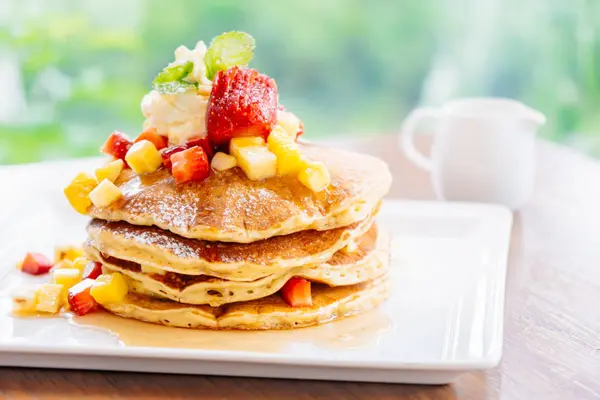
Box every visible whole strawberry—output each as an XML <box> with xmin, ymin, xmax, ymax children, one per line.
<box><xmin>206</xmin><ymin>66</ymin><xmax>277</xmax><ymax>145</ymax></box>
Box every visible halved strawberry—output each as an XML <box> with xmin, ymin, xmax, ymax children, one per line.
<box><xmin>68</xmin><ymin>279</ymin><xmax>98</xmax><ymax>316</ymax></box>
<box><xmin>206</xmin><ymin>66</ymin><xmax>277</xmax><ymax>145</ymax></box>
<box><xmin>101</xmin><ymin>131</ymin><xmax>132</xmax><ymax>162</ymax></box>
<box><xmin>20</xmin><ymin>253</ymin><xmax>53</xmax><ymax>276</ymax></box>
<box><xmin>160</xmin><ymin>146</ymin><xmax>187</xmax><ymax>170</ymax></box>
<box><xmin>171</xmin><ymin>146</ymin><xmax>210</xmax><ymax>183</ymax></box>
<box><xmin>84</xmin><ymin>261</ymin><xmax>103</xmax><ymax>280</ymax></box>
<box><xmin>281</xmin><ymin>277</ymin><xmax>312</xmax><ymax>307</ymax></box>
<box><xmin>186</xmin><ymin>136</ymin><xmax>215</xmax><ymax>160</ymax></box>
<box><xmin>135</xmin><ymin>129</ymin><xmax>168</xmax><ymax>150</ymax></box>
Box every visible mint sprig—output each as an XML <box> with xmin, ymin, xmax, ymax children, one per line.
<box><xmin>204</xmin><ymin>31</ymin><xmax>255</xmax><ymax>80</ymax></box>
<box><xmin>152</xmin><ymin>61</ymin><xmax>196</xmax><ymax>94</ymax></box>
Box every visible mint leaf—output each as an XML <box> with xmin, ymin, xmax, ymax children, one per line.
<box><xmin>152</xmin><ymin>62</ymin><xmax>195</xmax><ymax>94</ymax></box>
<box><xmin>204</xmin><ymin>31</ymin><xmax>255</xmax><ymax>80</ymax></box>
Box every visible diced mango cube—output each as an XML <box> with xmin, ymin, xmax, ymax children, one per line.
<box><xmin>64</xmin><ymin>172</ymin><xmax>98</xmax><ymax>214</ymax></box>
<box><xmin>12</xmin><ymin>287</ymin><xmax>38</xmax><ymax>314</ymax></box>
<box><xmin>54</xmin><ymin>245</ymin><xmax>84</xmax><ymax>263</ymax></box>
<box><xmin>52</xmin><ymin>268</ymin><xmax>82</xmax><ymax>291</ymax></box>
<box><xmin>298</xmin><ymin>161</ymin><xmax>331</xmax><ymax>192</ymax></box>
<box><xmin>35</xmin><ymin>284</ymin><xmax>64</xmax><ymax>314</ymax></box>
<box><xmin>71</xmin><ymin>257</ymin><xmax>89</xmax><ymax>274</ymax></box>
<box><xmin>276</xmin><ymin>110</ymin><xmax>301</xmax><ymax>138</ymax></box>
<box><xmin>90</xmin><ymin>273</ymin><xmax>129</xmax><ymax>305</ymax></box>
<box><xmin>267</xmin><ymin>127</ymin><xmax>304</xmax><ymax>176</ymax></box>
<box><xmin>95</xmin><ymin>159</ymin><xmax>124</xmax><ymax>183</ymax></box>
<box><xmin>235</xmin><ymin>145</ymin><xmax>277</xmax><ymax>181</ymax></box>
<box><xmin>125</xmin><ymin>140</ymin><xmax>163</xmax><ymax>174</ymax></box>
<box><xmin>89</xmin><ymin>179</ymin><xmax>122</xmax><ymax>208</ymax></box>
<box><xmin>211</xmin><ymin>152</ymin><xmax>237</xmax><ymax>172</ymax></box>
<box><xmin>229</xmin><ymin>137</ymin><xmax>266</xmax><ymax>158</ymax></box>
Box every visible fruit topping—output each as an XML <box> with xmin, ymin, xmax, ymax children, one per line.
<box><xmin>186</xmin><ymin>136</ymin><xmax>215</xmax><ymax>159</ymax></box>
<box><xmin>68</xmin><ymin>279</ymin><xmax>98</xmax><ymax>316</ymax></box>
<box><xmin>125</xmin><ymin>140</ymin><xmax>163</xmax><ymax>175</ymax></box>
<box><xmin>95</xmin><ymin>159</ymin><xmax>124</xmax><ymax>183</ymax></box>
<box><xmin>299</xmin><ymin>161</ymin><xmax>331</xmax><ymax>192</ymax></box>
<box><xmin>54</xmin><ymin>245</ymin><xmax>85</xmax><ymax>263</ymax></box>
<box><xmin>229</xmin><ymin>136</ymin><xmax>265</xmax><ymax>155</ymax></box>
<box><xmin>160</xmin><ymin>146</ymin><xmax>187</xmax><ymax>170</ymax></box>
<box><xmin>52</xmin><ymin>268</ymin><xmax>83</xmax><ymax>302</ymax></box>
<box><xmin>281</xmin><ymin>277</ymin><xmax>312</xmax><ymax>307</ymax></box>
<box><xmin>90</xmin><ymin>273</ymin><xmax>128</xmax><ymax>305</ymax></box>
<box><xmin>89</xmin><ymin>179</ymin><xmax>123</xmax><ymax>208</ymax></box>
<box><xmin>267</xmin><ymin>127</ymin><xmax>304</xmax><ymax>176</ymax></box>
<box><xmin>71</xmin><ymin>257</ymin><xmax>88</xmax><ymax>274</ymax></box>
<box><xmin>64</xmin><ymin>172</ymin><xmax>98</xmax><ymax>214</ymax></box>
<box><xmin>276</xmin><ymin>109</ymin><xmax>303</xmax><ymax>139</ymax></box>
<box><xmin>84</xmin><ymin>261</ymin><xmax>103</xmax><ymax>280</ymax></box>
<box><xmin>235</xmin><ymin>145</ymin><xmax>277</xmax><ymax>181</ymax></box>
<box><xmin>211</xmin><ymin>152</ymin><xmax>237</xmax><ymax>171</ymax></box>
<box><xmin>206</xmin><ymin>66</ymin><xmax>277</xmax><ymax>145</ymax></box>
<box><xmin>101</xmin><ymin>131</ymin><xmax>132</xmax><ymax>162</ymax></box>
<box><xmin>135</xmin><ymin>128</ymin><xmax>168</xmax><ymax>150</ymax></box>
<box><xmin>20</xmin><ymin>253</ymin><xmax>53</xmax><ymax>276</ymax></box>
<box><xmin>35</xmin><ymin>283</ymin><xmax>64</xmax><ymax>313</ymax></box>
<box><xmin>12</xmin><ymin>287</ymin><xmax>38</xmax><ymax>314</ymax></box>
<box><xmin>204</xmin><ymin>31</ymin><xmax>255</xmax><ymax>80</ymax></box>
<box><xmin>170</xmin><ymin>146</ymin><xmax>210</xmax><ymax>184</ymax></box>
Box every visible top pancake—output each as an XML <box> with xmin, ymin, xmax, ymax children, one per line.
<box><xmin>85</xmin><ymin>143</ymin><xmax>391</xmax><ymax>242</ymax></box>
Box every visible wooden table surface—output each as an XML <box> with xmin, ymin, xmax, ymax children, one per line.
<box><xmin>2</xmin><ymin>135</ymin><xmax>600</xmax><ymax>400</ymax></box>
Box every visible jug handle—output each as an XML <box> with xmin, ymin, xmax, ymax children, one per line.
<box><xmin>400</xmin><ymin>107</ymin><xmax>440</xmax><ymax>171</ymax></box>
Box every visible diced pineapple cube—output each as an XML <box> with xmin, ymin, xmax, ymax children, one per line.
<box><xmin>64</xmin><ymin>172</ymin><xmax>98</xmax><ymax>214</ymax></box>
<box><xmin>298</xmin><ymin>161</ymin><xmax>331</xmax><ymax>192</ymax></box>
<box><xmin>276</xmin><ymin>110</ymin><xmax>301</xmax><ymax>138</ymax></box>
<box><xmin>12</xmin><ymin>286</ymin><xmax>38</xmax><ymax>314</ymax></box>
<box><xmin>267</xmin><ymin>127</ymin><xmax>304</xmax><ymax>176</ymax></box>
<box><xmin>71</xmin><ymin>257</ymin><xmax>89</xmax><ymax>274</ymax></box>
<box><xmin>125</xmin><ymin>140</ymin><xmax>163</xmax><ymax>174</ymax></box>
<box><xmin>95</xmin><ymin>159</ymin><xmax>124</xmax><ymax>183</ymax></box>
<box><xmin>211</xmin><ymin>152</ymin><xmax>237</xmax><ymax>172</ymax></box>
<box><xmin>89</xmin><ymin>179</ymin><xmax>122</xmax><ymax>208</ymax></box>
<box><xmin>52</xmin><ymin>268</ymin><xmax>82</xmax><ymax>291</ymax></box>
<box><xmin>54</xmin><ymin>259</ymin><xmax>74</xmax><ymax>270</ymax></box>
<box><xmin>235</xmin><ymin>145</ymin><xmax>277</xmax><ymax>181</ymax></box>
<box><xmin>54</xmin><ymin>245</ymin><xmax>84</xmax><ymax>263</ymax></box>
<box><xmin>35</xmin><ymin>284</ymin><xmax>64</xmax><ymax>314</ymax></box>
<box><xmin>229</xmin><ymin>137</ymin><xmax>266</xmax><ymax>158</ymax></box>
<box><xmin>90</xmin><ymin>273</ymin><xmax>129</xmax><ymax>305</ymax></box>
<box><xmin>141</xmin><ymin>265</ymin><xmax>166</xmax><ymax>275</ymax></box>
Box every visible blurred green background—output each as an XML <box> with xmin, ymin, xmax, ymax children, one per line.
<box><xmin>0</xmin><ymin>0</ymin><xmax>599</xmax><ymax>164</ymax></box>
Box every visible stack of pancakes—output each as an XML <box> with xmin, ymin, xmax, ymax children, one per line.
<box><xmin>83</xmin><ymin>144</ymin><xmax>392</xmax><ymax>329</ymax></box>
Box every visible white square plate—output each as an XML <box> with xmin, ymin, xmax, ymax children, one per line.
<box><xmin>0</xmin><ymin>159</ymin><xmax>512</xmax><ymax>384</ymax></box>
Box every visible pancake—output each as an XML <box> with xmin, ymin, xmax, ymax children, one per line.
<box><xmin>89</xmin><ymin>226</ymin><xmax>389</xmax><ymax>306</ymax></box>
<box><xmin>84</xmin><ymin>205</ymin><xmax>378</xmax><ymax>279</ymax></box>
<box><xmin>101</xmin><ymin>275</ymin><xmax>390</xmax><ymax>330</ymax></box>
<box><xmin>85</xmin><ymin>144</ymin><xmax>392</xmax><ymax>243</ymax></box>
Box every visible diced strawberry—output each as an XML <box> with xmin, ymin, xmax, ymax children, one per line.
<box><xmin>135</xmin><ymin>129</ymin><xmax>168</xmax><ymax>150</ymax></box>
<box><xmin>160</xmin><ymin>146</ymin><xmax>187</xmax><ymax>170</ymax></box>
<box><xmin>297</xmin><ymin>120</ymin><xmax>304</xmax><ymax>138</ymax></box>
<box><xmin>206</xmin><ymin>66</ymin><xmax>277</xmax><ymax>145</ymax></box>
<box><xmin>84</xmin><ymin>261</ymin><xmax>103</xmax><ymax>280</ymax></box>
<box><xmin>101</xmin><ymin>131</ymin><xmax>132</xmax><ymax>162</ymax></box>
<box><xmin>20</xmin><ymin>253</ymin><xmax>53</xmax><ymax>276</ymax></box>
<box><xmin>186</xmin><ymin>136</ymin><xmax>214</xmax><ymax>160</ymax></box>
<box><xmin>281</xmin><ymin>277</ymin><xmax>312</xmax><ymax>307</ymax></box>
<box><xmin>68</xmin><ymin>279</ymin><xmax>98</xmax><ymax>316</ymax></box>
<box><xmin>171</xmin><ymin>146</ymin><xmax>210</xmax><ymax>184</ymax></box>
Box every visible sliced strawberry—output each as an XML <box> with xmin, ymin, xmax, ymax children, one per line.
<box><xmin>84</xmin><ymin>261</ymin><xmax>103</xmax><ymax>280</ymax></box>
<box><xmin>186</xmin><ymin>136</ymin><xmax>214</xmax><ymax>160</ymax></box>
<box><xmin>101</xmin><ymin>131</ymin><xmax>132</xmax><ymax>163</ymax></box>
<box><xmin>135</xmin><ymin>129</ymin><xmax>168</xmax><ymax>150</ymax></box>
<box><xmin>20</xmin><ymin>252</ymin><xmax>53</xmax><ymax>276</ymax></box>
<box><xmin>160</xmin><ymin>146</ymin><xmax>187</xmax><ymax>170</ymax></box>
<box><xmin>281</xmin><ymin>277</ymin><xmax>312</xmax><ymax>307</ymax></box>
<box><xmin>171</xmin><ymin>146</ymin><xmax>210</xmax><ymax>184</ymax></box>
<box><xmin>68</xmin><ymin>279</ymin><xmax>98</xmax><ymax>316</ymax></box>
<box><xmin>206</xmin><ymin>66</ymin><xmax>277</xmax><ymax>145</ymax></box>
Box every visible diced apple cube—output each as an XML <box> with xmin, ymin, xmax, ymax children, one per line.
<box><xmin>298</xmin><ymin>161</ymin><xmax>331</xmax><ymax>192</ymax></box>
<box><xmin>235</xmin><ymin>145</ymin><xmax>277</xmax><ymax>181</ymax></box>
<box><xmin>54</xmin><ymin>245</ymin><xmax>84</xmax><ymax>263</ymax></box>
<box><xmin>211</xmin><ymin>152</ymin><xmax>237</xmax><ymax>172</ymax></box>
<box><xmin>64</xmin><ymin>172</ymin><xmax>98</xmax><ymax>214</ymax></box>
<box><xmin>90</xmin><ymin>273</ymin><xmax>128</xmax><ymax>305</ymax></box>
<box><xmin>71</xmin><ymin>257</ymin><xmax>89</xmax><ymax>274</ymax></box>
<box><xmin>125</xmin><ymin>140</ymin><xmax>163</xmax><ymax>175</ymax></box>
<box><xmin>95</xmin><ymin>159</ymin><xmax>124</xmax><ymax>183</ymax></box>
<box><xmin>229</xmin><ymin>137</ymin><xmax>266</xmax><ymax>158</ymax></box>
<box><xmin>267</xmin><ymin>127</ymin><xmax>304</xmax><ymax>176</ymax></box>
<box><xmin>12</xmin><ymin>286</ymin><xmax>38</xmax><ymax>314</ymax></box>
<box><xmin>89</xmin><ymin>179</ymin><xmax>122</xmax><ymax>208</ymax></box>
<box><xmin>35</xmin><ymin>284</ymin><xmax>64</xmax><ymax>314</ymax></box>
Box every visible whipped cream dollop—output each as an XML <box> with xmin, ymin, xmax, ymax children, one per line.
<box><xmin>141</xmin><ymin>41</ymin><xmax>212</xmax><ymax>145</ymax></box>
